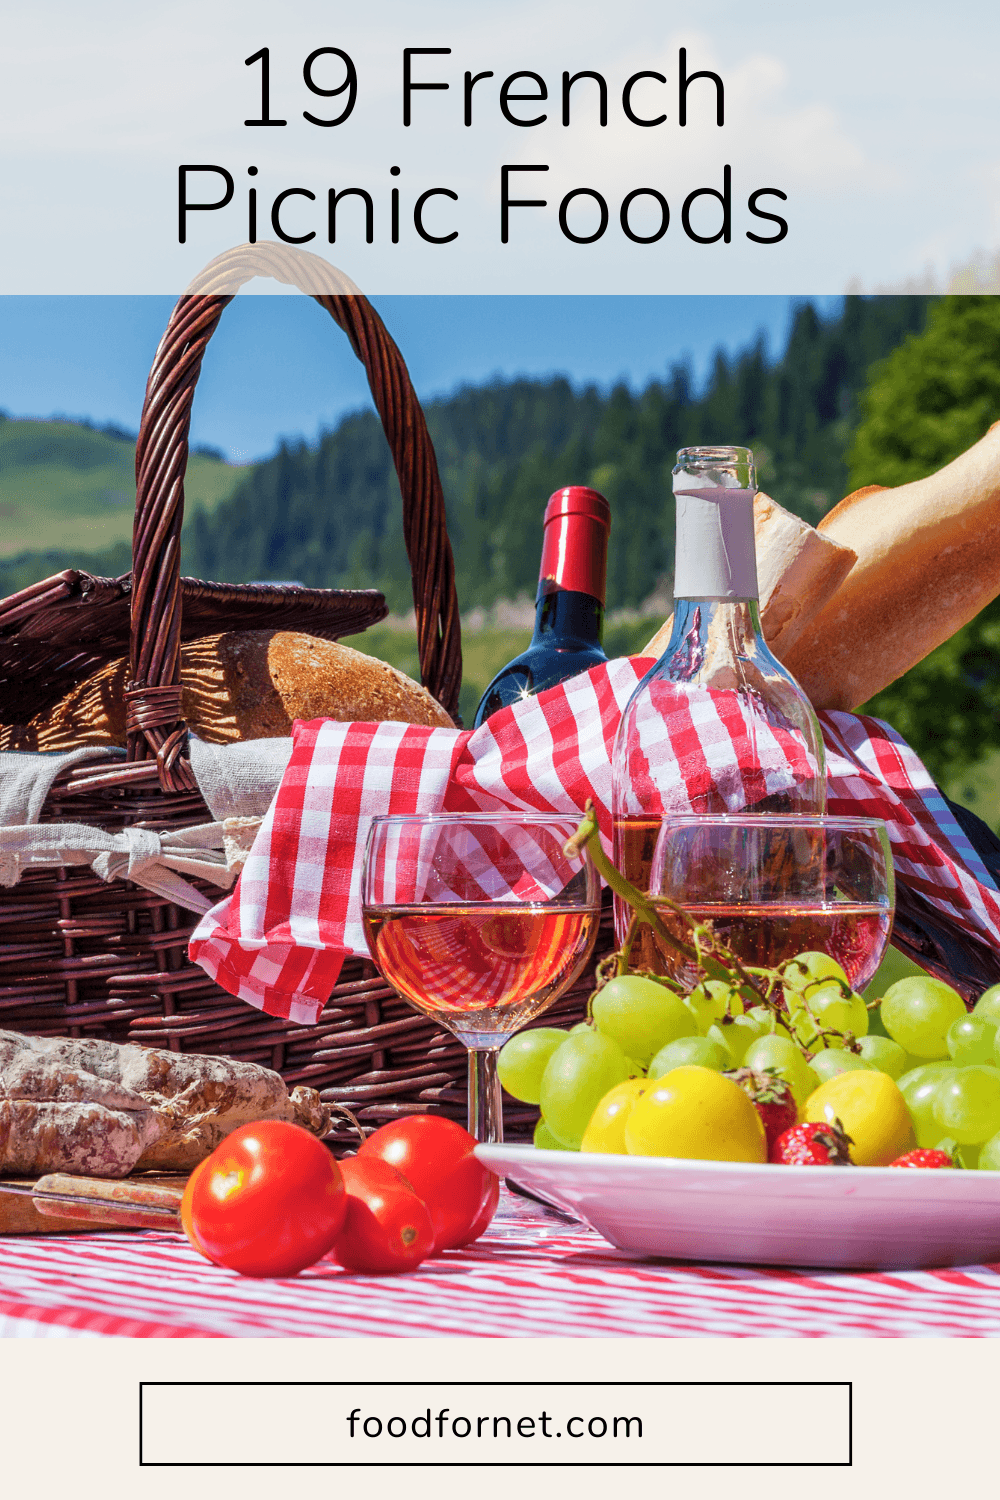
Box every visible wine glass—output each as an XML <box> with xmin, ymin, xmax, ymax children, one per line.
<box><xmin>644</xmin><ymin>814</ymin><xmax>895</xmax><ymax>991</ymax></box>
<box><xmin>361</xmin><ymin>812</ymin><xmax>601</xmax><ymax>1143</ymax></box>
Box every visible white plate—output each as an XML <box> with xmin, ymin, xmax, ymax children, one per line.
<box><xmin>476</xmin><ymin>1144</ymin><xmax>1000</xmax><ymax>1270</ymax></box>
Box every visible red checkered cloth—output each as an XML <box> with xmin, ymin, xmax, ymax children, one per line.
<box><xmin>190</xmin><ymin>658</ymin><xmax>1000</xmax><ymax>1024</ymax></box>
<box><xmin>6</xmin><ymin>1204</ymin><xmax>1000</xmax><ymax>1337</ymax></box>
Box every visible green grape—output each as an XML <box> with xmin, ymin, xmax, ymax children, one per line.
<box><xmin>934</xmin><ymin>1138</ymin><xmax>978</xmax><ymax>1168</ymax></box>
<box><xmin>789</xmin><ymin>985</ymin><xmax>869</xmax><ymax>1050</ymax></box>
<box><xmin>932</xmin><ymin>1066</ymin><xmax>1000</xmax><ymax>1145</ymax></box>
<box><xmin>708</xmin><ymin>1010</ymin><xmax>771</xmax><ymax>1066</ymax></box>
<box><xmin>899</xmin><ymin>1070</ymin><xmax>954</xmax><ymax>1148</ymax></box>
<box><xmin>855</xmin><ymin>1035</ymin><xmax>908</xmax><ymax>1079</ymax></box>
<box><xmin>538</xmin><ymin>1029</ymin><xmax>631</xmax><ymax>1150</ymax></box>
<box><xmin>497</xmin><ymin>1027</ymin><xmax>568</xmax><ymax>1104</ymax></box>
<box><xmin>684</xmin><ymin>980</ymin><xmax>741</xmax><ymax>1035</ymax></box>
<box><xmin>809</xmin><ymin>1049</ymin><xmax>873</xmax><ymax>1084</ymax></box>
<box><xmin>743</xmin><ymin>1034</ymin><xmax>817</xmax><ymax>1105</ymax></box>
<box><xmin>948</xmin><ymin>1016</ymin><xmax>999</xmax><ymax>1066</ymax></box>
<box><xmin>744</xmin><ymin>1034</ymin><xmax>803</xmax><ymax>1070</ymax></box>
<box><xmin>782</xmin><ymin>952</ymin><xmax>851</xmax><ymax>1009</ymax></box>
<box><xmin>974</xmin><ymin>985</ymin><xmax>1000</xmax><ymax>1027</ymax></box>
<box><xmin>533</xmin><ymin>1118</ymin><xmax>576</xmax><ymax>1151</ymax></box>
<box><xmin>648</xmin><ymin>1035</ymin><xmax>729</xmax><ymax>1078</ymax></box>
<box><xmin>897</xmin><ymin>1061</ymin><xmax>957</xmax><ymax>1093</ymax></box>
<box><xmin>978</xmin><ymin>1130</ymin><xmax>1000</xmax><ymax>1169</ymax></box>
<box><xmin>745</xmin><ymin>1005</ymin><xmax>792</xmax><ymax>1040</ymax></box>
<box><xmin>880</xmin><ymin>977</ymin><xmax>967</xmax><ymax>1058</ymax></box>
<box><xmin>865</xmin><ymin>1003</ymin><xmax>891</xmax><ymax>1039</ymax></box>
<box><xmin>591</xmin><ymin>975</ymin><xmax>696</xmax><ymax>1063</ymax></box>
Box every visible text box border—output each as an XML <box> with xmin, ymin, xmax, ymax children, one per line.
<box><xmin>139</xmin><ymin>1380</ymin><xmax>853</xmax><ymax>1468</ymax></box>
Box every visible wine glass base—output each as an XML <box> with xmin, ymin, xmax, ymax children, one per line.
<box><xmin>491</xmin><ymin>1178</ymin><xmax>581</xmax><ymax>1231</ymax></box>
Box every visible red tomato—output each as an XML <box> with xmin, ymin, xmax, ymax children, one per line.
<box><xmin>331</xmin><ymin>1157</ymin><xmax>435</xmax><ymax>1274</ymax></box>
<box><xmin>179</xmin><ymin>1157</ymin><xmax>217</xmax><ymax>1263</ymax></box>
<box><xmin>182</xmin><ymin>1121</ymin><xmax>346</xmax><ymax>1278</ymax></box>
<box><xmin>358</xmin><ymin>1116</ymin><xmax>499</xmax><ymax>1251</ymax></box>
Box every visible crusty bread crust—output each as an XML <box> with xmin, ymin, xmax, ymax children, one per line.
<box><xmin>1</xmin><ymin>630</ymin><xmax>454</xmax><ymax>752</ymax></box>
<box><xmin>781</xmin><ymin>423</ymin><xmax>1000</xmax><ymax>709</ymax></box>
<box><xmin>817</xmin><ymin>484</ymin><xmax>889</xmax><ymax>530</ymax></box>
<box><xmin>641</xmin><ymin>492</ymin><xmax>856</xmax><ymax>660</ymax></box>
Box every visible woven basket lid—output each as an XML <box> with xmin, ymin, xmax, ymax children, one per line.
<box><xmin>0</xmin><ymin>568</ymin><xmax>386</xmax><ymax>729</ymax></box>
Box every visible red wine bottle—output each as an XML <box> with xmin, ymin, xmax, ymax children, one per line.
<box><xmin>473</xmin><ymin>486</ymin><xmax>611</xmax><ymax>727</ymax></box>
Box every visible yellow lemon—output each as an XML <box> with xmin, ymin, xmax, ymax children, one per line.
<box><xmin>580</xmin><ymin>1077</ymin><xmax>649</xmax><ymax>1154</ymax></box>
<box><xmin>802</xmin><ymin>1069</ymin><xmax>915</xmax><ymax>1165</ymax></box>
<box><xmin>623</xmin><ymin>1065</ymin><xmax>767</xmax><ymax>1162</ymax></box>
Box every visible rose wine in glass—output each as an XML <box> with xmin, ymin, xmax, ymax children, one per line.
<box><xmin>361</xmin><ymin>813</ymin><xmax>600</xmax><ymax>1143</ymax></box>
<box><xmin>647</xmin><ymin>814</ymin><xmax>895</xmax><ymax>992</ymax></box>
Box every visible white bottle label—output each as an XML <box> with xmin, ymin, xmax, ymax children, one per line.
<box><xmin>672</xmin><ymin>486</ymin><xmax>758</xmax><ymax>599</ymax></box>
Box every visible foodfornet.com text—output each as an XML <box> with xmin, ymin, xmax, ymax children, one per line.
<box><xmin>346</xmin><ymin>1406</ymin><xmax>642</xmax><ymax>1440</ymax></box>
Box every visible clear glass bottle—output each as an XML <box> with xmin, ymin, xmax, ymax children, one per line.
<box><xmin>473</xmin><ymin>486</ymin><xmax>610</xmax><ymax>726</ymax></box>
<box><xmin>611</xmin><ymin>445</ymin><xmax>826</xmax><ymax>958</ymax></box>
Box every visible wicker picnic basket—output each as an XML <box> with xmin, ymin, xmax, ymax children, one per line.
<box><xmin>0</xmin><ymin>242</ymin><xmax>604</xmax><ymax>1139</ymax></box>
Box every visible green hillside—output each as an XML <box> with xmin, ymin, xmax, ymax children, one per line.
<box><xmin>365</xmin><ymin>617</ymin><xmax>657</xmax><ymax>728</ymax></box>
<box><xmin>0</xmin><ymin>416</ymin><xmax>245</xmax><ymax>559</ymax></box>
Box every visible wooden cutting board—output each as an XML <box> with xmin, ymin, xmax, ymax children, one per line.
<box><xmin>0</xmin><ymin>1174</ymin><xmax>186</xmax><ymax>1235</ymax></box>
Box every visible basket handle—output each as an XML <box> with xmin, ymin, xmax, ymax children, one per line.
<box><xmin>128</xmin><ymin>241</ymin><xmax>462</xmax><ymax>790</ymax></box>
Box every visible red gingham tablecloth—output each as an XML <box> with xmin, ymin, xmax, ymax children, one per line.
<box><xmin>191</xmin><ymin>658</ymin><xmax>1000</xmax><ymax>1024</ymax></box>
<box><xmin>4</xmin><ymin>1199</ymin><xmax>1000</xmax><ymax>1339</ymax></box>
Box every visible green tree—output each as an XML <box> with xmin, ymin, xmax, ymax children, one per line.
<box><xmin>848</xmin><ymin>296</ymin><xmax>1000</xmax><ymax>489</ymax></box>
<box><xmin>850</xmin><ymin>297</ymin><xmax>1000</xmax><ymax>791</ymax></box>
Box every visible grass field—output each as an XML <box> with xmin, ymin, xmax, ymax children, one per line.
<box><xmin>940</xmin><ymin>749</ymin><xmax>1000</xmax><ymax>836</ymax></box>
<box><xmin>0</xmin><ymin>419</ymin><xmax>245</xmax><ymax>558</ymax></box>
<box><xmin>359</xmin><ymin>617</ymin><xmax>660</xmax><ymax>727</ymax></box>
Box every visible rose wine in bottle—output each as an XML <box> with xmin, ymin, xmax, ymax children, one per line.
<box><xmin>611</xmin><ymin>446</ymin><xmax>826</xmax><ymax>962</ymax></box>
<box><xmin>473</xmin><ymin>486</ymin><xmax>611</xmax><ymax>726</ymax></box>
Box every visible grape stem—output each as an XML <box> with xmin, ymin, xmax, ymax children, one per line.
<box><xmin>564</xmin><ymin>800</ymin><xmax>865</xmax><ymax>1063</ymax></box>
<box><xmin>564</xmin><ymin>803</ymin><xmax>697</xmax><ymax>967</ymax></box>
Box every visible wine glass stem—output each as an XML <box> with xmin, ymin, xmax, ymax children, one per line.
<box><xmin>468</xmin><ymin>1047</ymin><xmax>503</xmax><ymax>1143</ymax></box>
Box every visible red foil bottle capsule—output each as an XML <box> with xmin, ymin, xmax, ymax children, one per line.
<box><xmin>473</xmin><ymin>486</ymin><xmax>611</xmax><ymax>727</ymax></box>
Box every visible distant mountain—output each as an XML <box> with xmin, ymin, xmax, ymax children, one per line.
<box><xmin>0</xmin><ymin>415</ymin><xmax>243</xmax><ymax>563</ymax></box>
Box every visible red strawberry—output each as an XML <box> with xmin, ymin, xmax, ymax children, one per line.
<box><xmin>770</xmin><ymin>1119</ymin><xmax>854</xmax><ymax>1166</ymax></box>
<box><xmin>726</xmin><ymin>1067</ymin><xmax>798</xmax><ymax>1153</ymax></box>
<box><xmin>890</xmin><ymin>1149</ymin><xmax>956</xmax><ymax>1169</ymax></box>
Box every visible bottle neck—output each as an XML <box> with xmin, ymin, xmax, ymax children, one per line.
<box><xmin>539</xmin><ymin>494</ymin><xmax>609</xmax><ymax>602</ymax></box>
<box><xmin>672</xmin><ymin>486</ymin><xmax>758</xmax><ymax>600</ymax></box>
<box><xmin>531</xmin><ymin>584</ymin><xmax>604</xmax><ymax>648</ymax></box>
<box><xmin>658</xmin><ymin>598</ymin><xmax>763</xmax><ymax>683</ymax></box>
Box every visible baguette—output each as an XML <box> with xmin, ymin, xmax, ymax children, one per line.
<box><xmin>642</xmin><ymin>493</ymin><xmax>857</xmax><ymax>659</ymax></box>
<box><xmin>780</xmin><ymin>422</ymin><xmax>1000</xmax><ymax>709</ymax></box>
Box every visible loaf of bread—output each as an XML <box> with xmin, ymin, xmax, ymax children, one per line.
<box><xmin>642</xmin><ymin>493</ymin><xmax>857</xmax><ymax>659</ymax></box>
<box><xmin>0</xmin><ymin>1030</ymin><xmax>331</xmax><ymax>1176</ymax></box>
<box><xmin>780</xmin><ymin>422</ymin><xmax>1000</xmax><ymax>709</ymax></box>
<box><xmin>1</xmin><ymin>629</ymin><xmax>454</xmax><ymax>752</ymax></box>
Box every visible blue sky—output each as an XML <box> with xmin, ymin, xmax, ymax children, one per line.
<box><xmin>0</xmin><ymin>294</ymin><xmax>841</xmax><ymax>463</ymax></box>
